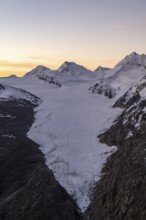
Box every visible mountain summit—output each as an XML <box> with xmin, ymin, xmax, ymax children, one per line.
<box><xmin>115</xmin><ymin>52</ymin><xmax>146</xmax><ymax>69</ymax></box>
<box><xmin>58</xmin><ymin>61</ymin><xmax>91</xmax><ymax>75</ymax></box>
<box><xmin>25</xmin><ymin>65</ymin><xmax>51</xmax><ymax>77</ymax></box>
<box><xmin>95</xmin><ymin>66</ymin><xmax>110</xmax><ymax>72</ymax></box>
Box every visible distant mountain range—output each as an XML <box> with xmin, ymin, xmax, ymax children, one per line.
<box><xmin>20</xmin><ymin>52</ymin><xmax>146</xmax><ymax>89</ymax></box>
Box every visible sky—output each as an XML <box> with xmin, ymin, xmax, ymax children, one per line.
<box><xmin>0</xmin><ymin>0</ymin><xmax>146</xmax><ymax>76</ymax></box>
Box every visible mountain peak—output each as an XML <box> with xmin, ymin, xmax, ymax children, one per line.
<box><xmin>34</xmin><ymin>65</ymin><xmax>51</xmax><ymax>72</ymax></box>
<box><xmin>58</xmin><ymin>61</ymin><xmax>90</xmax><ymax>74</ymax></box>
<box><xmin>24</xmin><ymin>65</ymin><xmax>51</xmax><ymax>77</ymax></box>
<box><xmin>129</xmin><ymin>51</ymin><xmax>138</xmax><ymax>56</ymax></box>
<box><xmin>115</xmin><ymin>52</ymin><xmax>146</xmax><ymax>69</ymax></box>
<box><xmin>95</xmin><ymin>66</ymin><xmax>110</xmax><ymax>72</ymax></box>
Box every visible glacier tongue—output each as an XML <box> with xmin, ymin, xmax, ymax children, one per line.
<box><xmin>2</xmin><ymin>77</ymin><xmax>118</xmax><ymax>211</ymax></box>
<box><xmin>27</xmin><ymin>82</ymin><xmax>118</xmax><ymax>211</ymax></box>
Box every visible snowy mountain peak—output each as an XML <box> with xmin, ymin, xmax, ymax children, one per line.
<box><xmin>115</xmin><ymin>52</ymin><xmax>146</xmax><ymax>69</ymax></box>
<box><xmin>95</xmin><ymin>66</ymin><xmax>110</xmax><ymax>72</ymax></box>
<box><xmin>90</xmin><ymin>52</ymin><xmax>146</xmax><ymax>99</ymax></box>
<box><xmin>58</xmin><ymin>61</ymin><xmax>90</xmax><ymax>74</ymax></box>
<box><xmin>130</xmin><ymin>51</ymin><xmax>138</xmax><ymax>56</ymax></box>
<box><xmin>24</xmin><ymin>65</ymin><xmax>51</xmax><ymax>77</ymax></box>
<box><xmin>35</xmin><ymin>65</ymin><xmax>51</xmax><ymax>71</ymax></box>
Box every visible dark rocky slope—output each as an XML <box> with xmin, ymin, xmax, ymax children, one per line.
<box><xmin>87</xmin><ymin>77</ymin><xmax>146</xmax><ymax>220</ymax></box>
<box><xmin>0</xmin><ymin>92</ymin><xmax>82</xmax><ymax>219</ymax></box>
<box><xmin>89</xmin><ymin>81</ymin><xmax>116</xmax><ymax>99</ymax></box>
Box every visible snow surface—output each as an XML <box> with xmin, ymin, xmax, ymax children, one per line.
<box><xmin>95</xmin><ymin>66</ymin><xmax>110</xmax><ymax>72</ymax></box>
<box><xmin>0</xmin><ymin>83</ymin><xmax>40</xmax><ymax>105</ymax></box>
<box><xmin>90</xmin><ymin>52</ymin><xmax>146</xmax><ymax>99</ymax></box>
<box><xmin>90</xmin><ymin>65</ymin><xmax>146</xmax><ymax>100</ymax></box>
<box><xmin>0</xmin><ymin>76</ymin><xmax>119</xmax><ymax>211</ymax></box>
<box><xmin>115</xmin><ymin>52</ymin><xmax>146</xmax><ymax>69</ymax></box>
<box><xmin>24</xmin><ymin>62</ymin><xmax>100</xmax><ymax>87</ymax></box>
<box><xmin>57</xmin><ymin>61</ymin><xmax>90</xmax><ymax>74</ymax></box>
<box><xmin>25</xmin><ymin>65</ymin><xmax>51</xmax><ymax>77</ymax></box>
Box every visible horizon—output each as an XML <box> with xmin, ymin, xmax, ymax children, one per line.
<box><xmin>0</xmin><ymin>51</ymin><xmax>145</xmax><ymax>77</ymax></box>
<box><xmin>0</xmin><ymin>0</ymin><xmax>146</xmax><ymax>76</ymax></box>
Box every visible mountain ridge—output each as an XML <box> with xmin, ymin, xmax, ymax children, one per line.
<box><xmin>115</xmin><ymin>51</ymin><xmax>146</xmax><ymax>70</ymax></box>
<box><xmin>22</xmin><ymin>52</ymin><xmax>146</xmax><ymax>80</ymax></box>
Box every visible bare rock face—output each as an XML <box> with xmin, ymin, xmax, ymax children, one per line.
<box><xmin>113</xmin><ymin>76</ymin><xmax>146</xmax><ymax>109</ymax></box>
<box><xmin>89</xmin><ymin>81</ymin><xmax>116</xmax><ymax>99</ymax></box>
<box><xmin>0</xmin><ymin>84</ymin><xmax>5</xmax><ymax>91</ymax></box>
<box><xmin>0</xmin><ymin>90</ymin><xmax>82</xmax><ymax>220</ymax></box>
<box><xmin>86</xmin><ymin>77</ymin><xmax>146</xmax><ymax>220</ymax></box>
<box><xmin>37</xmin><ymin>74</ymin><xmax>62</xmax><ymax>87</ymax></box>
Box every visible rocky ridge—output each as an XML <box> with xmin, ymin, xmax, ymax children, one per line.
<box><xmin>87</xmin><ymin>73</ymin><xmax>146</xmax><ymax>220</ymax></box>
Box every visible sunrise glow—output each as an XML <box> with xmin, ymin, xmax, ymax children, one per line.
<box><xmin>0</xmin><ymin>0</ymin><xmax>146</xmax><ymax>76</ymax></box>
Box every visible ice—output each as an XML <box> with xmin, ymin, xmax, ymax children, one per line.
<box><xmin>0</xmin><ymin>76</ymin><xmax>119</xmax><ymax>211</ymax></box>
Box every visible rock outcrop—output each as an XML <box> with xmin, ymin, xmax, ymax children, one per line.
<box><xmin>89</xmin><ymin>80</ymin><xmax>116</xmax><ymax>98</ymax></box>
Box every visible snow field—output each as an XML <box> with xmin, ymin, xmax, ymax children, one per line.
<box><xmin>0</xmin><ymin>77</ymin><xmax>118</xmax><ymax>211</ymax></box>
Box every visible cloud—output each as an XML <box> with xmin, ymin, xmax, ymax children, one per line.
<box><xmin>26</xmin><ymin>56</ymin><xmax>48</xmax><ymax>60</ymax></box>
<box><xmin>0</xmin><ymin>60</ymin><xmax>39</xmax><ymax>76</ymax></box>
<box><xmin>0</xmin><ymin>60</ymin><xmax>10</xmax><ymax>65</ymax></box>
<box><xmin>0</xmin><ymin>60</ymin><xmax>37</xmax><ymax>69</ymax></box>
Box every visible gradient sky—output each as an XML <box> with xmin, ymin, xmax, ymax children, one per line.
<box><xmin>0</xmin><ymin>0</ymin><xmax>146</xmax><ymax>76</ymax></box>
